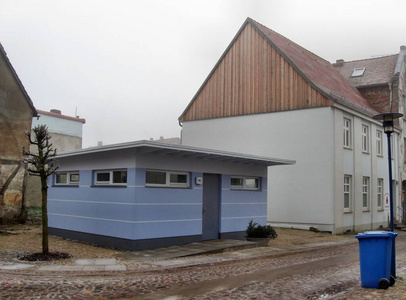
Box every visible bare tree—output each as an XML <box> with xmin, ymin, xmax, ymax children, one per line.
<box><xmin>23</xmin><ymin>125</ymin><xmax>58</xmax><ymax>254</ymax></box>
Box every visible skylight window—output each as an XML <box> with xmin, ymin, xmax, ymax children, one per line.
<box><xmin>351</xmin><ymin>68</ymin><xmax>366</xmax><ymax>77</ymax></box>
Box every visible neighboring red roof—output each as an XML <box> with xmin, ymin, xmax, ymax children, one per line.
<box><xmin>37</xmin><ymin>110</ymin><xmax>86</xmax><ymax>124</ymax></box>
<box><xmin>249</xmin><ymin>18</ymin><xmax>377</xmax><ymax>115</ymax></box>
<box><xmin>333</xmin><ymin>55</ymin><xmax>398</xmax><ymax>88</ymax></box>
<box><xmin>0</xmin><ymin>42</ymin><xmax>37</xmax><ymax>116</ymax></box>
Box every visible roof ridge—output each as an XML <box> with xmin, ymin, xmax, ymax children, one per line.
<box><xmin>248</xmin><ymin>18</ymin><xmax>331</xmax><ymax>65</ymax></box>
<box><xmin>339</xmin><ymin>54</ymin><xmax>398</xmax><ymax>64</ymax></box>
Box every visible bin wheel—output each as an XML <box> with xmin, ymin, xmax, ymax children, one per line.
<box><xmin>378</xmin><ymin>278</ymin><xmax>390</xmax><ymax>289</ymax></box>
<box><xmin>390</xmin><ymin>275</ymin><xmax>396</xmax><ymax>286</ymax></box>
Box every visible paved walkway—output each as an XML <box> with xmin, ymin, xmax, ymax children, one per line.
<box><xmin>118</xmin><ymin>239</ymin><xmax>259</xmax><ymax>261</ymax></box>
<box><xmin>0</xmin><ymin>239</ymin><xmax>355</xmax><ymax>272</ymax></box>
<box><xmin>0</xmin><ymin>258</ymin><xmax>127</xmax><ymax>271</ymax></box>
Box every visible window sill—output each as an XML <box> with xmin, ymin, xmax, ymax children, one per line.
<box><xmin>344</xmin><ymin>210</ymin><xmax>353</xmax><ymax>214</ymax></box>
<box><xmin>230</xmin><ymin>188</ymin><xmax>261</xmax><ymax>191</ymax></box>
<box><xmin>343</xmin><ymin>146</ymin><xmax>352</xmax><ymax>150</ymax></box>
<box><xmin>91</xmin><ymin>185</ymin><xmax>127</xmax><ymax>188</ymax></box>
<box><xmin>377</xmin><ymin>208</ymin><xmax>384</xmax><ymax>212</ymax></box>
<box><xmin>52</xmin><ymin>185</ymin><xmax>79</xmax><ymax>188</ymax></box>
<box><xmin>362</xmin><ymin>209</ymin><xmax>370</xmax><ymax>212</ymax></box>
<box><xmin>145</xmin><ymin>185</ymin><xmax>190</xmax><ymax>189</ymax></box>
<box><xmin>362</xmin><ymin>151</ymin><xmax>370</xmax><ymax>155</ymax></box>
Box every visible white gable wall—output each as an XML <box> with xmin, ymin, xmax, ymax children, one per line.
<box><xmin>181</xmin><ymin>107</ymin><xmax>336</xmax><ymax>231</ymax></box>
<box><xmin>181</xmin><ymin>106</ymin><xmax>396</xmax><ymax>233</ymax></box>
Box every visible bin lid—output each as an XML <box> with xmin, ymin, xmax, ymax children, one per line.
<box><xmin>355</xmin><ymin>231</ymin><xmax>398</xmax><ymax>239</ymax></box>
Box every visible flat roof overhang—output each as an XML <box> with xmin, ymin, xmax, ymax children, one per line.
<box><xmin>56</xmin><ymin>140</ymin><xmax>295</xmax><ymax>167</ymax></box>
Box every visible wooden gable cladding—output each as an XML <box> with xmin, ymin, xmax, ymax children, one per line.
<box><xmin>179</xmin><ymin>23</ymin><xmax>333</xmax><ymax>123</ymax></box>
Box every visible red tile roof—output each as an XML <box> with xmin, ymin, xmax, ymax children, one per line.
<box><xmin>249</xmin><ymin>18</ymin><xmax>378</xmax><ymax>116</ymax></box>
<box><xmin>333</xmin><ymin>55</ymin><xmax>398</xmax><ymax>87</ymax></box>
<box><xmin>37</xmin><ymin>110</ymin><xmax>86</xmax><ymax>124</ymax></box>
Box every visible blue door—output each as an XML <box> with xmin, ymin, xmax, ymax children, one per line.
<box><xmin>202</xmin><ymin>174</ymin><xmax>220</xmax><ymax>240</ymax></box>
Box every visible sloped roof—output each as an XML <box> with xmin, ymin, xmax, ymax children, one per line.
<box><xmin>56</xmin><ymin>140</ymin><xmax>295</xmax><ymax>167</ymax></box>
<box><xmin>333</xmin><ymin>55</ymin><xmax>398</xmax><ymax>88</ymax></box>
<box><xmin>0</xmin><ymin>42</ymin><xmax>37</xmax><ymax>116</ymax></box>
<box><xmin>179</xmin><ymin>18</ymin><xmax>378</xmax><ymax>121</ymax></box>
<box><xmin>249</xmin><ymin>19</ymin><xmax>377</xmax><ymax>115</ymax></box>
<box><xmin>37</xmin><ymin>109</ymin><xmax>86</xmax><ymax>124</ymax></box>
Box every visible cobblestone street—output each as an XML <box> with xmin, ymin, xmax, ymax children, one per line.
<box><xmin>1</xmin><ymin>234</ymin><xmax>406</xmax><ymax>299</ymax></box>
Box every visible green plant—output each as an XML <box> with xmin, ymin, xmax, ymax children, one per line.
<box><xmin>246</xmin><ymin>219</ymin><xmax>278</xmax><ymax>239</ymax></box>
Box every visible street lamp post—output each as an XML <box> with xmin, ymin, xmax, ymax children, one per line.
<box><xmin>373</xmin><ymin>112</ymin><xmax>403</xmax><ymax>283</ymax></box>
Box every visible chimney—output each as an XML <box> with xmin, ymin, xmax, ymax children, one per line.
<box><xmin>334</xmin><ymin>59</ymin><xmax>345</xmax><ymax>67</ymax></box>
<box><xmin>401</xmin><ymin>45</ymin><xmax>406</xmax><ymax>51</ymax></box>
<box><xmin>50</xmin><ymin>109</ymin><xmax>61</xmax><ymax>114</ymax></box>
<box><xmin>97</xmin><ymin>141</ymin><xmax>103</xmax><ymax>147</ymax></box>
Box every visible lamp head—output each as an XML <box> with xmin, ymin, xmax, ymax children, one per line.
<box><xmin>373</xmin><ymin>112</ymin><xmax>403</xmax><ymax>134</ymax></box>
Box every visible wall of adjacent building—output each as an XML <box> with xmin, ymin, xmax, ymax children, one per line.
<box><xmin>0</xmin><ymin>86</ymin><xmax>33</xmax><ymax>222</ymax></box>
<box><xmin>181</xmin><ymin>105</ymin><xmax>396</xmax><ymax>233</ymax></box>
<box><xmin>181</xmin><ymin>106</ymin><xmax>338</xmax><ymax>232</ymax></box>
<box><xmin>26</xmin><ymin>112</ymin><xmax>84</xmax><ymax>207</ymax></box>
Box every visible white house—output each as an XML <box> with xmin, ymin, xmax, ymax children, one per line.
<box><xmin>178</xmin><ymin>18</ymin><xmax>403</xmax><ymax>233</ymax></box>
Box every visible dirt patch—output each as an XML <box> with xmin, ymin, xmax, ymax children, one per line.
<box><xmin>268</xmin><ymin>227</ymin><xmax>354</xmax><ymax>247</ymax></box>
<box><xmin>0</xmin><ymin>223</ymin><xmax>121</xmax><ymax>265</ymax></box>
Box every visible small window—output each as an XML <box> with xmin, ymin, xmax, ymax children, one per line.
<box><xmin>230</xmin><ymin>177</ymin><xmax>243</xmax><ymax>188</ymax></box>
<box><xmin>95</xmin><ymin>170</ymin><xmax>127</xmax><ymax>185</ymax></box>
<box><xmin>146</xmin><ymin>170</ymin><xmax>189</xmax><ymax>188</ymax></box>
<box><xmin>362</xmin><ymin>125</ymin><xmax>369</xmax><ymax>153</ymax></box>
<box><xmin>377</xmin><ymin>178</ymin><xmax>383</xmax><ymax>210</ymax></box>
<box><xmin>344</xmin><ymin>175</ymin><xmax>352</xmax><ymax>212</ymax></box>
<box><xmin>376</xmin><ymin>130</ymin><xmax>383</xmax><ymax>156</ymax></box>
<box><xmin>351</xmin><ymin>68</ymin><xmax>365</xmax><ymax>77</ymax></box>
<box><xmin>55</xmin><ymin>172</ymin><xmax>79</xmax><ymax>185</ymax></box>
<box><xmin>230</xmin><ymin>176</ymin><xmax>260</xmax><ymax>190</ymax></box>
<box><xmin>343</xmin><ymin>118</ymin><xmax>351</xmax><ymax>148</ymax></box>
<box><xmin>362</xmin><ymin>177</ymin><xmax>370</xmax><ymax>211</ymax></box>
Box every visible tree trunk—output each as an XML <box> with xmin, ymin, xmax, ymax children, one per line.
<box><xmin>41</xmin><ymin>175</ymin><xmax>49</xmax><ymax>254</ymax></box>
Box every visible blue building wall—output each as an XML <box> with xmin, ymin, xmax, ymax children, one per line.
<box><xmin>220</xmin><ymin>175</ymin><xmax>267</xmax><ymax>234</ymax></box>
<box><xmin>48</xmin><ymin>168</ymin><xmax>267</xmax><ymax>242</ymax></box>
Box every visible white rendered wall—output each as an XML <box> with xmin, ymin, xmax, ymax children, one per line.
<box><xmin>181</xmin><ymin>107</ymin><xmax>336</xmax><ymax>231</ymax></box>
<box><xmin>32</xmin><ymin>114</ymin><xmax>83</xmax><ymax>138</ymax></box>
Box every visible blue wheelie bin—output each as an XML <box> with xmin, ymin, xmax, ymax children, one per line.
<box><xmin>355</xmin><ymin>231</ymin><xmax>398</xmax><ymax>289</ymax></box>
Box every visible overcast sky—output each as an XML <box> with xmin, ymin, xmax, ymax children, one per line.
<box><xmin>1</xmin><ymin>0</ymin><xmax>406</xmax><ymax>148</ymax></box>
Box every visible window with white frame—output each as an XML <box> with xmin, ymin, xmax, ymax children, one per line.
<box><xmin>343</xmin><ymin>118</ymin><xmax>351</xmax><ymax>148</ymax></box>
<box><xmin>230</xmin><ymin>176</ymin><xmax>260</xmax><ymax>190</ymax></box>
<box><xmin>94</xmin><ymin>170</ymin><xmax>127</xmax><ymax>185</ymax></box>
<box><xmin>377</xmin><ymin>178</ymin><xmax>383</xmax><ymax>210</ymax></box>
<box><xmin>344</xmin><ymin>175</ymin><xmax>352</xmax><ymax>212</ymax></box>
<box><xmin>376</xmin><ymin>130</ymin><xmax>383</xmax><ymax>156</ymax></box>
<box><xmin>362</xmin><ymin>177</ymin><xmax>370</xmax><ymax>211</ymax></box>
<box><xmin>145</xmin><ymin>170</ymin><xmax>189</xmax><ymax>188</ymax></box>
<box><xmin>351</xmin><ymin>68</ymin><xmax>366</xmax><ymax>77</ymax></box>
<box><xmin>362</xmin><ymin>125</ymin><xmax>369</xmax><ymax>153</ymax></box>
<box><xmin>55</xmin><ymin>172</ymin><xmax>79</xmax><ymax>185</ymax></box>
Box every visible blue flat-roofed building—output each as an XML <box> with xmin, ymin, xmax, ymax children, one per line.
<box><xmin>48</xmin><ymin>140</ymin><xmax>294</xmax><ymax>250</ymax></box>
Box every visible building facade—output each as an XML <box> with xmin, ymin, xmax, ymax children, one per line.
<box><xmin>26</xmin><ymin>109</ymin><xmax>86</xmax><ymax>207</ymax></box>
<box><xmin>179</xmin><ymin>18</ymin><xmax>402</xmax><ymax>233</ymax></box>
<box><xmin>334</xmin><ymin>47</ymin><xmax>406</xmax><ymax>224</ymax></box>
<box><xmin>47</xmin><ymin>141</ymin><xmax>293</xmax><ymax>250</ymax></box>
<box><xmin>0</xmin><ymin>43</ymin><xmax>37</xmax><ymax>222</ymax></box>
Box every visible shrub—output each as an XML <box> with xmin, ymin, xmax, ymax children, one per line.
<box><xmin>246</xmin><ymin>219</ymin><xmax>278</xmax><ymax>239</ymax></box>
